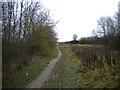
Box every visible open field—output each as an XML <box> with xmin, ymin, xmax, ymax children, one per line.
<box><xmin>70</xmin><ymin>44</ymin><xmax>120</xmax><ymax>88</ymax></box>
<box><xmin>42</xmin><ymin>44</ymin><xmax>120</xmax><ymax>88</ymax></box>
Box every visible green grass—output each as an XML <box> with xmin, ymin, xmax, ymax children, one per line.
<box><xmin>3</xmin><ymin>48</ymin><xmax>58</xmax><ymax>88</ymax></box>
<box><xmin>42</xmin><ymin>45</ymin><xmax>87</xmax><ymax>88</ymax></box>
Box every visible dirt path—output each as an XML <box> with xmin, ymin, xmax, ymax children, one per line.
<box><xmin>26</xmin><ymin>47</ymin><xmax>61</xmax><ymax>88</ymax></box>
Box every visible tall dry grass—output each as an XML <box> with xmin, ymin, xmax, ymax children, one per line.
<box><xmin>70</xmin><ymin>45</ymin><xmax>120</xmax><ymax>87</ymax></box>
<box><xmin>70</xmin><ymin>45</ymin><xmax>120</xmax><ymax>70</ymax></box>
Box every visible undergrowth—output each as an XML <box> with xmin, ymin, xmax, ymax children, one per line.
<box><xmin>2</xmin><ymin>48</ymin><xmax>58</xmax><ymax>88</ymax></box>
<box><xmin>70</xmin><ymin>44</ymin><xmax>120</xmax><ymax>88</ymax></box>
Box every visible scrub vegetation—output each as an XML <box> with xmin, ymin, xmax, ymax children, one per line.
<box><xmin>2</xmin><ymin>1</ymin><xmax>57</xmax><ymax>88</ymax></box>
<box><xmin>2</xmin><ymin>0</ymin><xmax>120</xmax><ymax>88</ymax></box>
<box><xmin>43</xmin><ymin>44</ymin><xmax>120</xmax><ymax>88</ymax></box>
<box><xmin>70</xmin><ymin>44</ymin><xmax>120</xmax><ymax>88</ymax></box>
<box><xmin>3</xmin><ymin>48</ymin><xmax>58</xmax><ymax>88</ymax></box>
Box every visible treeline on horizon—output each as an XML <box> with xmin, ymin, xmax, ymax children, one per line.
<box><xmin>2</xmin><ymin>0</ymin><xmax>57</xmax><ymax>73</ymax></box>
<box><xmin>65</xmin><ymin>12</ymin><xmax>120</xmax><ymax>51</ymax></box>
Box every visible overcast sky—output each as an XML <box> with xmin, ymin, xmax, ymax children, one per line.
<box><xmin>39</xmin><ymin>0</ymin><xmax>119</xmax><ymax>41</ymax></box>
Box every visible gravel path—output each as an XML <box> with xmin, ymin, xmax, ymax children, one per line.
<box><xmin>26</xmin><ymin>47</ymin><xmax>61</xmax><ymax>88</ymax></box>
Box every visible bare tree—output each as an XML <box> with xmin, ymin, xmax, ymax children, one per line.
<box><xmin>73</xmin><ymin>34</ymin><xmax>78</xmax><ymax>41</ymax></box>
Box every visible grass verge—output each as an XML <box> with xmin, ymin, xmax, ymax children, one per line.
<box><xmin>42</xmin><ymin>45</ymin><xmax>86</xmax><ymax>88</ymax></box>
<box><xmin>3</xmin><ymin>48</ymin><xmax>58</xmax><ymax>88</ymax></box>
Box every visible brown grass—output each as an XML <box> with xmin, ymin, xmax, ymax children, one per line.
<box><xmin>70</xmin><ymin>45</ymin><xmax>120</xmax><ymax>87</ymax></box>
